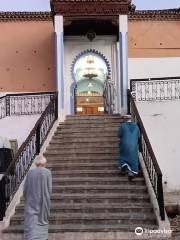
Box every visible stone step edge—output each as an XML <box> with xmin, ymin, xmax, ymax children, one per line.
<box><xmin>16</xmin><ymin>203</ymin><xmax>153</xmax><ymax>209</ymax></box>
<box><xmin>12</xmin><ymin>213</ymin><xmax>156</xmax><ymax>220</ymax></box>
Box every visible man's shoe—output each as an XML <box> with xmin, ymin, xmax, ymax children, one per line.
<box><xmin>120</xmin><ymin>165</ymin><xmax>129</xmax><ymax>174</ymax></box>
<box><xmin>128</xmin><ymin>171</ymin><xmax>136</xmax><ymax>181</ymax></box>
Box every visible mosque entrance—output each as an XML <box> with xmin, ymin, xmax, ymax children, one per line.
<box><xmin>72</xmin><ymin>52</ymin><xmax>109</xmax><ymax>115</ymax></box>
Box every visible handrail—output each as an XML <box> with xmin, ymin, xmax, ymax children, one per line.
<box><xmin>0</xmin><ymin>92</ymin><xmax>58</xmax><ymax>220</ymax></box>
<box><xmin>128</xmin><ymin>90</ymin><xmax>165</xmax><ymax>221</ymax></box>
<box><xmin>0</xmin><ymin>96</ymin><xmax>6</xmax><ymax>119</ymax></box>
<box><xmin>130</xmin><ymin>77</ymin><xmax>180</xmax><ymax>101</ymax></box>
<box><xmin>0</xmin><ymin>92</ymin><xmax>55</xmax><ymax>119</ymax></box>
<box><xmin>130</xmin><ymin>76</ymin><xmax>180</xmax><ymax>85</ymax></box>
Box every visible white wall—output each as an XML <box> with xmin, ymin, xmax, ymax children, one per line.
<box><xmin>64</xmin><ymin>36</ymin><xmax>118</xmax><ymax>116</ymax></box>
<box><xmin>129</xmin><ymin>57</ymin><xmax>180</xmax><ymax>81</ymax></box>
<box><xmin>0</xmin><ymin>115</ymin><xmax>39</xmax><ymax>148</ymax></box>
<box><xmin>136</xmin><ymin>100</ymin><xmax>180</xmax><ymax>192</ymax></box>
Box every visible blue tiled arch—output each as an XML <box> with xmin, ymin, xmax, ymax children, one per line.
<box><xmin>70</xmin><ymin>49</ymin><xmax>111</xmax><ymax>114</ymax></box>
<box><xmin>71</xmin><ymin>49</ymin><xmax>111</xmax><ymax>82</ymax></box>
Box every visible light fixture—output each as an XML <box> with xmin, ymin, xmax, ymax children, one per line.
<box><xmin>77</xmin><ymin>107</ymin><xmax>83</xmax><ymax>112</ymax></box>
<box><xmin>88</xmin><ymin>82</ymin><xmax>93</xmax><ymax>88</ymax></box>
<box><xmin>86</xmin><ymin>30</ymin><xmax>96</xmax><ymax>42</ymax></box>
<box><xmin>83</xmin><ymin>55</ymin><xmax>97</xmax><ymax>80</ymax></box>
<box><xmin>86</xmin><ymin>98</ymin><xmax>89</xmax><ymax>102</ymax></box>
<box><xmin>98</xmin><ymin>107</ymin><xmax>104</xmax><ymax>112</ymax></box>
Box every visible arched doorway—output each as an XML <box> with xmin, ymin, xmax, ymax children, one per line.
<box><xmin>71</xmin><ymin>49</ymin><xmax>111</xmax><ymax>115</ymax></box>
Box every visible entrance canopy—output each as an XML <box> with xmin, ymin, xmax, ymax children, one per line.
<box><xmin>51</xmin><ymin>0</ymin><xmax>133</xmax><ymax>19</ymax></box>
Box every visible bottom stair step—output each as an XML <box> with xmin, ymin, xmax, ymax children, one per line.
<box><xmin>4</xmin><ymin>223</ymin><xmax>158</xmax><ymax>233</ymax></box>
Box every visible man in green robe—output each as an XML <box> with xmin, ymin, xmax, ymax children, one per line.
<box><xmin>118</xmin><ymin>121</ymin><xmax>141</xmax><ymax>179</ymax></box>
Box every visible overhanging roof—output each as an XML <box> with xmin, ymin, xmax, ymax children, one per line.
<box><xmin>0</xmin><ymin>8</ymin><xmax>179</xmax><ymax>22</ymax></box>
<box><xmin>129</xmin><ymin>8</ymin><xmax>180</xmax><ymax>21</ymax></box>
<box><xmin>50</xmin><ymin>0</ymin><xmax>133</xmax><ymax>17</ymax></box>
<box><xmin>0</xmin><ymin>12</ymin><xmax>52</xmax><ymax>21</ymax></box>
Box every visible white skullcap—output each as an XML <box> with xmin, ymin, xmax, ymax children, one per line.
<box><xmin>35</xmin><ymin>155</ymin><xmax>47</xmax><ymax>166</ymax></box>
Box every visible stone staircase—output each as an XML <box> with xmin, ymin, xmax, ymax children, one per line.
<box><xmin>3</xmin><ymin>114</ymin><xmax>158</xmax><ymax>239</ymax></box>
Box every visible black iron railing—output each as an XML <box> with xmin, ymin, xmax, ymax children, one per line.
<box><xmin>103</xmin><ymin>78</ymin><xmax>115</xmax><ymax>114</ymax></box>
<box><xmin>130</xmin><ymin>76</ymin><xmax>180</xmax><ymax>102</ymax></box>
<box><xmin>0</xmin><ymin>93</ymin><xmax>58</xmax><ymax>220</ymax></box>
<box><xmin>0</xmin><ymin>96</ymin><xmax>6</xmax><ymax>119</ymax></box>
<box><xmin>0</xmin><ymin>92</ymin><xmax>55</xmax><ymax>119</ymax></box>
<box><xmin>128</xmin><ymin>90</ymin><xmax>165</xmax><ymax>221</ymax></box>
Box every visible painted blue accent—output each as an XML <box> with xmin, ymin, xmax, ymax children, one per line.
<box><xmin>55</xmin><ymin>34</ymin><xmax>58</xmax><ymax>91</ymax></box>
<box><xmin>70</xmin><ymin>49</ymin><xmax>111</xmax><ymax>114</ymax></box>
<box><xmin>119</xmin><ymin>32</ymin><xmax>128</xmax><ymax>110</ymax></box>
<box><xmin>71</xmin><ymin>49</ymin><xmax>111</xmax><ymax>83</ymax></box>
<box><xmin>125</xmin><ymin>32</ymin><xmax>128</xmax><ymax>105</ymax></box>
<box><xmin>60</xmin><ymin>32</ymin><xmax>64</xmax><ymax>109</ymax></box>
<box><xmin>70</xmin><ymin>82</ymin><xmax>76</xmax><ymax>114</ymax></box>
<box><xmin>119</xmin><ymin>32</ymin><xmax>124</xmax><ymax>108</ymax></box>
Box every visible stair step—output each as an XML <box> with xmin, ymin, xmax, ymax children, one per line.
<box><xmin>48</xmin><ymin>193</ymin><xmax>149</xmax><ymax>199</ymax></box>
<box><xmin>45</xmin><ymin>154</ymin><xmax>118</xmax><ymax>161</ymax></box>
<box><xmin>49</xmin><ymin>185</ymin><xmax>147</xmax><ymax>194</ymax></box>
<box><xmin>45</xmin><ymin>153</ymin><xmax>118</xmax><ymax>160</ymax></box>
<box><xmin>51</xmin><ymin>170</ymin><xmax>123</xmax><ymax>178</ymax></box>
<box><xmin>54</xmin><ymin>132</ymin><xmax>118</xmax><ymax>138</ymax></box>
<box><xmin>47</xmin><ymin>143</ymin><xmax>119</xmax><ymax>149</ymax></box>
<box><xmin>51</xmin><ymin>137</ymin><xmax>119</xmax><ymax>143</ymax></box>
<box><xmin>65</xmin><ymin>117</ymin><xmax>123</xmax><ymax>122</ymax></box>
<box><xmin>66</xmin><ymin>114</ymin><xmax>123</xmax><ymax>119</ymax></box>
<box><xmin>58</xmin><ymin>123</ymin><xmax>121</xmax><ymax>129</ymax></box>
<box><xmin>47</xmin><ymin>164</ymin><xmax>117</xmax><ymax>170</ymax></box>
<box><xmin>20</xmin><ymin>193</ymin><xmax>150</xmax><ymax>204</ymax></box>
<box><xmin>51</xmin><ymin>173</ymin><xmax>124</xmax><ymax>178</ymax></box>
<box><xmin>51</xmin><ymin>177</ymin><xmax>145</xmax><ymax>185</ymax></box>
<box><xmin>61</xmin><ymin>119</ymin><xmax>122</xmax><ymax>124</ymax></box>
<box><xmin>55</xmin><ymin>127</ymin><xmax>118</xmax><ymax>134</ymax></box>
<box><xmin>47</xmin><ymin>162</ymin><xmax>116</xmax><ymax>167</ymax></box>
<box><xmin>45</xmin><ymin>148</ymin><xmax>119</xmax><ymax>155</ymax></box>
<box><xmin>11</xmin><ymin>212</ymin><xmax>156</xmax><ymax>223</ymax></box>
<box><xmin>65</xmin><ymin>117</ymin><xmax>124</xmax><ymax>123</ymax></box>
<box><xmin>47</xmin><ymin>160</ymin><xmax>118</xmax><ymax>165</ymax></box>
<box><xmin>4</xmin><ymin>223</ymin><xmax>157</xmax><ymax>233</ymax></box>
<box><xmin>16</xmin><ymin>203</ymin><xmax>153</xmax><ymax>213</ymax></box>
<box><xmin>52</xmin><ymin>185</ymin><xmax>147</xmax><ymax>190</ymax></box>
<box><xmin>51</xmin><ymin>169</ymin><xmax>120</xmax><ymax>174</ymax></box>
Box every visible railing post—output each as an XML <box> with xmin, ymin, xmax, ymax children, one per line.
<box><xmin>36</xmin><ymin>124</ymin><xmax>41</xmax><ymax>154</ymax></box>
<box><xmin>55</xmin><ymin>94</ymin><xmax>58</xmax><ymax>120</ymax></box>
<box><xmin>127</xmin><ymin>90</ymin><xmax>131</xmax><ymax>115</ymax></box>
<box><xmin>6</xmin><ymin>96</ymin><xmax>10</xmax><ymax>117</ymax></box>
<box><xmin>0</xmin><ymin>177</ymin><xmax>6</xmax><ymax>221</ymax></box>
<box><xmin>157</xmin><ymin>174</ymin><xmax>165</xmax><ymax>220</ymax></box>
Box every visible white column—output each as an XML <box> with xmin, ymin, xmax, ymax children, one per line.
<box><xmin>55</xmin><ymin>15</ymin><xmax>65</xmax><ymax>119</ymax></box>
<box><xmin>119</xmin><ymin>15</ymin><xmax>128</xmax><ymax>115</ymax></box>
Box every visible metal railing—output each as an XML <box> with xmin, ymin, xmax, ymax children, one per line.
<box><xmin>0</xmin><ymin>92</ymin><xmax>55</xmax><ymax>119</ymax></box>
<box><xmin>128</xmin><ymin>90</ymin><xmax>165</xmax><ymax>221</ymax></box>
<box><xmin>130</xmin><ymin>76</ymin><xmax>180</xmax><ymax>102</ymax></box>
<box><xmin>103</xmin><ymin>78</ymin><xmax>116</xmax><ymax>114</ymax></box>
<box><xmin>0</xmin><ymin>93</ymin><xmax>58</xmax><ymax>220</ymax></box>
<box><xmin>0</xmin><ymin>96</ymin><xmax>6</xmax><ymax>119</ymax></box>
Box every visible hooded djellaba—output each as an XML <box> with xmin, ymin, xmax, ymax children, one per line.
<box><xmin>23</xmin><ymin>155</ymin><xmax>52</xmax><ymax>240</ymax></box>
